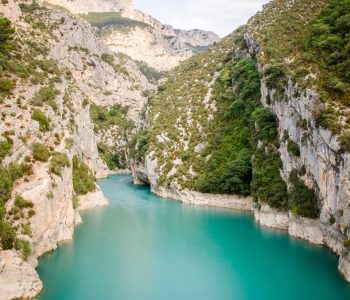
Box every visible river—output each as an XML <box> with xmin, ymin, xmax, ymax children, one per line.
<box><xmin>37</xmin><ymin>174</ymin><xmax>350</xmax><ymax>300</ymax></box>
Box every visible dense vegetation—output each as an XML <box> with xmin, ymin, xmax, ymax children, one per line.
<box><xmin>0</xmin><ymin>164</ymin><xmax>33</xmax><ymax>256</ymax></box>
<box><xmin>194</xmin><ymin>58</ymin><xmax>261</xmax><ymax>196</ymax></box>
<box><xmin>0</xmin><ymin>17</ymin><xmax>15</xmax><ymax>98</ymax></box>
<box><xmin>249</xmin><ymin>0</ymin><xmax>350</xmax><ymax>141</ymax></box>
<box><xmin>289</xmin><ymin>171</ymin><xmax>319</xmax><ymax>218</ymax></box>
<box><xmin>90</xmin><ymin>103</ymin><xmax>134</xmax><ymax>134</ymax></box>
<box><xmin>72</xmin><ymin>156</ymin><xmax>96</xmax><ymax>195</ymax></box>
<box><xmin>305</xmin><ymin>0</ymin><xmax>350</xmax><ymax>105</ymax></box>
<box><xmin>97</xmin><ymin>142</ymin><xmax>126</xmax><ymax>170</ymax></box>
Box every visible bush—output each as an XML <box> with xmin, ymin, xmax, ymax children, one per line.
<box><xmin>97</xmin><ymin>143</ymin><xmax>125</xmax><ymax>170</ymax></box>
<box><xmin>49</xmin><ymin>152</ymin><xmax>70</xmax><ymax>176</ymax></box>
<box><xmin>72</xmin><ymin>194</ymin><xmax>79</xmax><ymax>209</ymax></box>
<box><xmin>287</xmin><ymin>140</ymin><xmax>301</xmax><ymax>157</ymax></box>
<box><xmin>0</xmin><ymin>164</ymin><xmax>29</xmax><ymax>207</ymax></box>
<box><xmin>289</xmin><ymin>170</ymin><xmax>319</xmax><ymax>218</ymax></box>
<box><xmin>0</xmin><ymin>140</ymin><xmax>12</xmax><ymax>162</ymax></box>
<box><xmin>263</xmin><ymin>63</ymin><xmax>287</xmax><ymax>91</ymax></box>
<box><xmin>252</xmin><ymin>107</ymin><xmax>279</xmax><ymax>144</ymax></box>
<box><xmin>128</xmin><ymin>130</ymin><xmax>149</xmax><ymax>163</ymax></box>
<box><xmin>14</xmin><ymin>194</ymin><xmax>34</xmax><ymax>209</ymax></box>
<box><xmin>0</xmin><ymin>221</ymin><xmax>16</xmax><ymax>250</ymax></box>
<box><xmin>32</xmin><ymin>143</ymin><xmax>50</xmax><ymax>162</ymax></box>
<box><xmin>31</xmin><ymin>110</ymin><xmax>50</xmax><ymax>132</ymax></box>
<box><xmin>15</xmin><ymin>239</ymin><xmax>32</xmax><ymax>260</ymax></box>
<box><xmin>344</xmin><ymin>239</ymin><xmax>350</xmax><ymax>249</ymax></box>
<box><xmin>338</xmin><ymin>132</ymin><xmax>350</xmax><ymax>153</ymax></box>
<box><xmin>251</xmin><ymin>148</ymin><xmax>288</xmax><ymax>210</ymax></box>
<box><xmin>30</xmin><ymin>86</ymin><xmax>59</xmax><ymax>110</ymax></box>
<box><xmin>0</xmin><ymin>78</ymin><xmax>15</xmax><ymax>95</ymax></box>
<box><xmin>72</xmin><ymin>156</ymin><xmax>96</xmax><ymax>195</ymax></box>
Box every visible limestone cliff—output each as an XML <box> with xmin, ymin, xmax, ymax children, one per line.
<box><xmin>0</xmin><ymin>0</ymin><xmax>148</xmax><ymax>298</ymax></box>
<box><xmin>44</xmin><ymin>0</ymin><xmax>220</xmax><ymax>70</ymax></box>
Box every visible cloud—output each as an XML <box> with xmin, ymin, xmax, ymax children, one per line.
<box><xmin>134</xmin><ymin>0</ymin><xmax>270</xmax><ymax>37</ymax></box>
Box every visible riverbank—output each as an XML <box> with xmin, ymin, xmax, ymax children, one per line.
<box><xmin>0</xmin><ymin>188</ymin><xmax>108</xmax><ymax>300</ymax></box>
<box><xmin>147</xmin><ymin>183</ymin><xmax>350</xmax><ymax>283</ymax></box>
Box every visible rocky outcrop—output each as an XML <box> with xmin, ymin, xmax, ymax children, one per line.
<box><xmin>0</xmin><ymin>251</ymin><xmax>42</xmax><ymax>300</ymax></box>
<box><xmin>254</xmin><ymin>205</ymin><xmax>289</xmax><ymax>230</ymax></box>
<box><xmin>78</xmin><ymin>189</ymin><xmax>109</xmax><ymax>210</ymax></box>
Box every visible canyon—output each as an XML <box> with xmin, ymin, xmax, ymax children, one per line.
<box><xmin>1</xmin><ymin>0</ymin><xmax>350</xmax><ymax>299</ymax></box>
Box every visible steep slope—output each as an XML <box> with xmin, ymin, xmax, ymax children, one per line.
<box><xmin>0</xmin><ymin>0</ymin><xmax>151</xmax><ymax>298</ymax></box>
<box><xmin>130</xmin><ymin>0</ymin><xmax>350</xmax><ymax>282</ymax></box>
<box><xmin>44</xmin><ymin>0</ymin><xmax>220</xmax><ymax>71</ymax></box>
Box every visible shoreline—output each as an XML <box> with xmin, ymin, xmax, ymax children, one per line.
<box><xmin>146</xmin><ymin>182</ymin><xmax>350</xmax><ymax>283</ymax></box>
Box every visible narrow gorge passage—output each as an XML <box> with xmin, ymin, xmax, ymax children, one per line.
<box><xmin>36</xmin><ymin>175</ymin><xmax>350</xmax><ymax>300</ymax></box>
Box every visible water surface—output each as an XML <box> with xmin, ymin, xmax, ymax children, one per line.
<box><xmin>37</xmin><ymin>175</ymin><xmax>350</xmax><ymax>300</ymax></box>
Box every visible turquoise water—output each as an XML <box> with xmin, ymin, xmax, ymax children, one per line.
<box><xmin>37</xmin><ymin>174</ymin><xmax>350</xmax><ymax>300</ymax></box>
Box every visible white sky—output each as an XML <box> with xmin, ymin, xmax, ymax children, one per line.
<box><xmin>134</xmin><ymin>0</ymin><xmax>270</xmax><ymax>37</ymax></box>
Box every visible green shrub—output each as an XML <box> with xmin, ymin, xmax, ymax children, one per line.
<box><xmin>32</xmin><ymin>143</ymin><xmax>50</xmax><ymax>162</ymax></box>
<box><xmin>14</xmin><ymin>194</ymin><xmax>34</xmax><ymax>209</ymax></box>
<box><xmin>263</xmin><ymin>63</ymin><xmax>287</xmax><ymax>92</ymax></box>
<box><xmin>0</xmin><ymin>78</ymin><xmax>15</xmax><ymax>95</ymax></box>
<box><xmin>252</xmin><ymin>107</ymin><xmax>279</xmax><ymax>144</ymax></box>
<box><xmin>289</xmin><ymin>170</ymin><xmax>319</xmax><ymax>218</ymax></box>
<box><xmin>0</xmin><ymin>221</ymin><xmax>16</xmax><ymax>250</ymax></box>
<box><xmin>72</xmin><ymin>194</ymin><xmax>79</xmax><ymax>209</ymax></box>
<box><xmin>31</xmin><ymin>110</ymin><xmax>50</xmax><ymax>132</ymax></box>
<box><xmin>30</xmin><ymin>86</ymin><xmax>59</xmax><ymax>110</ymax></box>
<box><xmin>15</xmin><ymin>239</ymin><xmax>32</xmax><ymax>260</ymax></box>
<box><xmin>338</xmin><ymin>132</ymin><xmax>350</xmax><ymax>153</ymax></box>
<box><xmin>128</xmin><ymin>130</ymin><xmax>149</xmax><ymax>163</ymax></box>
<box><xmin>49</xmin><ymin>152</ymin><xmax>70</xmax><ymax>176</ymax></box>
<box><xmin>97</xmin><ymin>143</ymin><xmax>125</xmax><ymax>170</ymax></box>
<box><xmin>0</xmin><ymin>140</ymin><xmax>12</xmax><ymax>162</ymax></box>
<box><xmin>72</xmin><ymin>156</ymin><xmax>96</xmax><ymax>195</ymax></box>
<box><xmin>18</xmin><ymin>2</ymin><xmax>41</xmax><ymax>12</ymax></box>
<box><xmin>0</xmin><ymin>164</ymin><xmax>29</xmax><ymax>207</ymax></box>
<box><xmin>251</xmin><ymin>148</ymin><xmax>288</xmax><ymax>210</ymax></box>
<box><xmin>344</xmin><ymin>239</ymin><xmax>350</xmax><ymax>249</ymax></box>
<box><xmin>287</xmin><ymin>140</ymin><xmax>301</xmax><ymax>157</ymax></box>
<box><xmin>65</xmin><ymin>138</ymin><xmax>74</xmax><ymax>150</ymax></box>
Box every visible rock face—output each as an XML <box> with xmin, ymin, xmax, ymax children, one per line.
<box><xmin>44</xmin><ymin>0</ymin><xmax>220</xmax><ymax>70</ymax></box>
<box><xmin>0</xmin><ymin>251</ymin><xmax>42</xmax><ymax>300</ymax></box>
